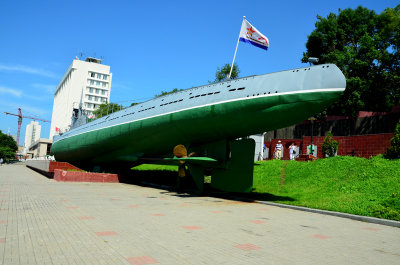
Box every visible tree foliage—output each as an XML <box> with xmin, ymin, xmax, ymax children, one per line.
<box><xmin>321</xmin><ymin>131</ymin><xmax>339</xmax><ymax>157</ymax></box>
<box><xmin>155</xmin><ymin>88</ymin><xmax>183</xmax><ymax>98</ymax></box>
<box><xmin>215</xmin><ymin>63</ymin><xmax>240</xmax><ymax>82</ymax></box>
<box><xmin>92</xmin><ymin>103</ymin><xmax>123</xmax><ymax>119</ymax></box>
<box><xmin>302</xmin><ymin>5</ymin><xmax>400</xmax><ymax>116</ymax></box>
<box><xmin>0</xmin><ymin>130</ymin><xmax>18</xmax><ymax>162</ymax></box>
<box><xmin>386</xmin><ymin>120</ymin><xmax>400</xmax><ymax>158</ymax></box>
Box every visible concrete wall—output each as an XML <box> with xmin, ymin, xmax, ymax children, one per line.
<box><xmin>26</xmin><ymin>160</ymin><xmax>50</xmax><ymax>171</ymax></box>
<box><xmin>249</xmin><ymin>134</ymin><xmax>266</xmax><ymax>161</ymax></box>
<box><xmin>54</xmin><ymin>169</ymin><xmax>119</xmax><ymax>183</ymax></box>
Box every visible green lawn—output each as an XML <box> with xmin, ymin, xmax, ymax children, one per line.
<box><xmin>134</xmin><ymin>164</ymin><xmax>178</xmax><ymax>171</ymax></box>
<box><xmin>253</xmin><ymin>156</ymin><xmax>400</xmax><ymax>221</ymax></box>
<box><xmin>132</xmin><ymin>156</ymin><xmax>400</xmax><ymax>221</ymax></box>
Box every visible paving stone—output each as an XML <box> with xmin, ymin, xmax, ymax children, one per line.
<box><xmin>0</xmin><ymin>164</ymin><xmax>399</xmax><ymax>265</ymax></box>
<box><xmin>126</xmin><ymin>256</ymin><xmax>158</xmax><ymax>265</ymax></box>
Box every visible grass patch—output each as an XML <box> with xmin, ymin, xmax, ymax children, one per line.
<box><xmin>66</xmin><ymin>168</ymin><xmax>87</xmax><ymax>172</ymax></box>
<box><xmin>129</xmin><ymin>164</ymin><xmax>178</xmax><ymax>186</ymax></box>
<box><xmin>133</xmin><ymin>164</ymin><xmax>178</xmax><ymax>171</ymax></box>
<box><xmin>129</xmin><ymin>156</ymin><xmax>400</xmax><ymax>221</ymax></box>
<box><xmin>253</xmin><ymin>156</ymin><xmax>400</xmax><ymax>221</ymax></box>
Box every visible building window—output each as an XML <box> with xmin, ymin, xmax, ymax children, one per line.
<box><xmin>101</xmin><ymin>90</ymin><xmax>105</xmax><ymax>95</ymax></box>
<box><xmin>89</xmin><ymin>88</ymin><xmax>94</xmax><ymax>93</ymax></box>
<box><xmin>102</xmin><ymin>98</ymin><xmax>107</xmax><ymax>103</ymax></box>
<box><xmin>95</xmin><ymin>89</ymin><xmax>99</xmax><ymax>94</ymax></box>
<box><xmin>97</xmin><ymin>73</ymin><xmax>101</xmax><ymax>79</ymax></box>
<box><xmin>88</xmin><ymin>95</ymin><xmax>92</xmax><ymax>100</ymax></box>
<box><xmin>102</xmin><ymin>82</ymin><xmax>106</xmax><ymax>88</ymax></box>
<box><xmin>91</xmin><ymin>72</ymin><xmax>95</xmax><ymax>77</ymax></box>
<box><xmin>90</xmin><ymin>80</ymin><xmax>94</xmax><ymax>85</ymax></box>
<box><xmin>96</xmin><ymin>81</ymin><xmax>100</xmax><ymax>86</ymax></box>
<box><xmin>103</xmin><ymin>75</ymin><xmax>108</xmax><ymax>80</ymax></box>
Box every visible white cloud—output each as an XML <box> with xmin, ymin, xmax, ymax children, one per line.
<box><xmin>0</xmin><ymin>100</ymin><xmax>48</xmax><ymax>116</ymax></box>
<box><xmin>111</xmin><ymin>82</ymin><xmax>131</xmax><ymax>90</ymax></box>
<box><xmin>32</xmin><ymin>83</ymin><xmax>56</xmax><ymax>93</ymax></box>
<box><xmin>17</xmin><ymin>105</ymin><xmax>49</xmax><ymax>117</ymax></box>
<box><xmin>0</xmin><ymin>63</ymin><xmax>58</xmax><ymax>78</ymax></box>
<box><xmin>0</xmin><ymin>86</ymin><xmax>22</xmax><ymax>97</ymax></box>
<box><xmin>0</xmin><ymin>85</ymin><xmax>51</xmax><ymax>101</ymax></box>
<box><xmin>25</xmin><ymin>94</ymin><xmax>52</xmax><ymax>101</ymax></box>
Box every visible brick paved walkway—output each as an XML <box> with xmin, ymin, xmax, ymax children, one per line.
<box><xmin>0</xmin><ymin>164</ymin><xmax>399</xmax><ymax>264</ymax></box>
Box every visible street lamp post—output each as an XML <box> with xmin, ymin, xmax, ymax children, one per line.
<box><xmin>309</xmin><ymin>117</ymin><xmax>317</xmax><ymax>156</ymax></box>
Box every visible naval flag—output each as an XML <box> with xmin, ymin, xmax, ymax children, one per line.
<box><xmin>239</xmin><ymin>19</ymin><xmax>269</xmax><ymax>51</ymax></box>
<box><xmin>228</xmin><ymin>17</ymin><xmax>269</xmax><ymax>79</ymax></box>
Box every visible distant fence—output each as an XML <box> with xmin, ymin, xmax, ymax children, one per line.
<box><xmin>264</xmin><ymin>107</ymin><xmax>400</xmax><ymax>141</ymax></box>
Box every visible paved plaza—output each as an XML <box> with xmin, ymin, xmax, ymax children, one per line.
<box><xmin>0</xmin><ymin>164</ymin><xmax>399</xmax><ymax>265</ymax></box>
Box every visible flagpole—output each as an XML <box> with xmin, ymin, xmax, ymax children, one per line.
<box><xmin>228</xmin><ymin>16</ymin><xmax>246</xmax><ymax>79</ymax></box>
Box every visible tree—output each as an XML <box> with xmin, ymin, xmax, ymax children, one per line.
<box><xmin>0</xmin><ymin>130</ymin><xmax>18</xmax><ymax>162</ymax></box>
<box><xmin>155</xmin><ymin>88</ymin><xmax>183</xmax><ymax>98</ymax></box>
<box><xmin>214</xmin><ymin>63</ymin><xmax>240</xmax><ymax>82</ymax></box>
<box><xmin>386</xmin><ymin>120</ymin><xmax>400</xmax><ymax>159</ymax></box>
<box><xmin>321</xmin><ymin>131</ymin><xmax>339</xmax><ymax>157</ymax></box>
<box><xmin>92</xmin><ymin>103</ymin><xmax>123</xmax><ymax>119</ymax></box>
<box><xmin>302</xmin><ymin>5</ymin><xmax>400</xmax><ymax>116</ymax></box>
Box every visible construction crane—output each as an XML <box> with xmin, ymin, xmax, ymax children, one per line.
<box><xmin>4</xmin><ymin>108</ymin><xmax>50</xmax><ymax>146</ymax></box>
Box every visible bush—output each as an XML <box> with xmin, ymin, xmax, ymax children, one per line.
<box><xmin>386</xmin><ymin>120</ymin><xmax>400</xmax><ymax>159</ymax></box>
<box><xmin>322</xmin><ymin>131</ymin><xmax>339</xmax><ymax>157</ymax></box>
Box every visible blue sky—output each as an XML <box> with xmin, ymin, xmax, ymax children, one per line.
<box><xmin>0</xmin><ymin>0</ymin><xmax>395</xmax><ymax>145</ymax></box>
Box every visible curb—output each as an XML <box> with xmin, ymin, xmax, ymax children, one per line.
<box><xmin>256</xmin><ymin>200</ymin><xmax>400</xmax><ymax>228</ymax></box>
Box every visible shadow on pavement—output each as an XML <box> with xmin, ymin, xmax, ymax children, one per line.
<box><xmin>119</xmin><ymin>169</ymin><xmax>295</xmax><ymax>203</ymax></box>
<box><xmin>224</xmin><ymin>191</ymin><xmax>295</xmax><ymax>202</ymax></box>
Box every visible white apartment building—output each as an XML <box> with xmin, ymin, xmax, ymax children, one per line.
<box><xmin>24</xmin><ymin>121</ymin><xmax>41</xmax><ymax>154</ymax></box>
<box><xmin>49</xmin><ymin>57</ymin><xmax>112</xmax><ymax>139</ymax></box>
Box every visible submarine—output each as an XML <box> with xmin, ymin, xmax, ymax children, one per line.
<box><xmin>51</xmin><ymin>64</ymin><xmax>346</xmax><ymax>192</ymax></box>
